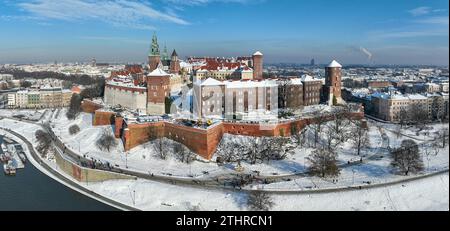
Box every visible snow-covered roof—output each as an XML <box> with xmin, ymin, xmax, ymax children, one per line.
<box><xmin>289</xmin><ymin>78</ymin><xmax>303</xmax><ymax>85</ymax></box>
<box><xmin>180</xmin><ymin>61</ymin><xmax>192</xmax><ymax>68</ymax></box>
<box><xmin>300</xmin><ymin>74</ymin><xmax>316</xmax><ymax>82</ymax></box>
<box><xmin>327</xmin><ymin>60</ymin><xmax>342</xmax><ymax>68</ymax></box>
<box><xmin>148</xmin><ymin>68</ymin><xmax>169</xmax><ymax>76</ymax></box>
<box><xmin>225</xmin><ymin>80</ymin><xmax>277</xmax><ymax>88</ymax></box>
<box><xmin>372</xmin><ymin>92</ymin><xmax>429</xmax><ymax>101</ymax></box>
<box><xmin>391</xmin><ymin>94</ymin><xmax>409</xmax><ymax>100</ymax></box>
<box><xmin>407</xmin><ymin>94</ymin><xmax>428</xmax><ymax>100</ymax></box>
<box><xmin>253</xmin><ymin>51</ymin><xmax>263</xmax><ymax>56</ymax></box>
<box><xmin>201</xmin><ymin>78</ymin><xmax>224</xmax><ymax>86</ymax></box>
<box><xmin>106</xmin><ymin>80</ymin><xmax>146</xmax><ymax>89</ymax></box>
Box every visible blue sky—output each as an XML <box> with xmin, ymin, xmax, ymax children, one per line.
<box><xmin>0</xmin><ymin>0</ymin><xmax>448</xmax><ymax>65</ymax></box>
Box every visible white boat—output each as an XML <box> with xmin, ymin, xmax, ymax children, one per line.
<box><xmin>3</xmin><ymin>162</ymin><xmax>16</xmax><ymax>175</ymax></box>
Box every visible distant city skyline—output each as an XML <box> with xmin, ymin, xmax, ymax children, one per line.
<box><xmin>0</xmin><ymin>0</ymin><xmax>448</xmax><ymax>65</ymax></box>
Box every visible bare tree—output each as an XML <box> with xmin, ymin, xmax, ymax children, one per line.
<box><xmin>68</xmin><ymin>124</ymin><xmax>80</xmax><ymax>135</ymax></box>
<box><xmin>408</xmin><ymin>103</ymin><xmax>429</xmax><ymax>128</ymax></box>
<box><xmin>440</xmin><ymin>128</ymin><xmax>449</xmax><ymax>148</ymax></box>
<box><xmin>245</xmin><ymin>137</ymin><xmax>290</xmax><ymax>164</ymax></box>
<box><xmin>96</xmin><ymin>129</ymin><xmax>118</xmax><ymax>152</ymax></box>
<box><xmin>350</xmin><ymin>120</ymin><xmax>370</xmax><ymax>156</ymax></box>
<box><xmin>322</xmin><ymin>124</ymin><xmax>342</xmax><ymax>151</ymax></box>
<box><xmin>297</xmin><ymin>129</ymin><xmax>307</xmax><ymax>148</ymax></box>
<box><xmin>391</xmin><ymin>139</ymin><xmax>424</xmax><ymax>175</ymax></box>
<box><xmin>247</xmin><ymin>191</ymin><xmax>274</xmax><ymax>211</ymax></box>
<box><xmin>397</xmin><ymin>107</ymin><xmax>409</xmax><ymax>128</ymax></box>
<box><xmin>153</xmin><ymin>138</ymin><xmax>170</xmax><ymax>160</ymax></box>
<box><xmin>331</xmin><ymin>106</ymin><xmax>351</xmax><ymax>142</ymax></box>
<box><xmin>291</xmin><ymin>125</ymin><xmax>306</xmax><ymax>148</ymax></box>
<box><xmin>35</xmin><ymin>129</ymin><xmax>53</xmax><ymax>158</ymax></box>
<box><xmin>438</xmin><ymin>107</ymin><xmax>449</xmax><ymax>123</ymax></box>
<box><xmin>423</xmin><ymin>142</ymin><xmax>439</xmax><ymax>170</ymax></box>
<box><xmin>307</xmin><ymin>148</ymin><xmax>340</xmax><ymax>178</ymax></box>
<box><xmin>173</xmin><ymin>142</ymin><xmax>196</xmax><ymax>163</ymax></box>
<box><xmin>245</xmin><ymin>137</ymin><xmax>263</xmax><ymax>164</ymax></box>
<box><xmin>216</xmin><ymin>137</ymin><xmax>246</xmax><ymax>163</ymax></box>
<box><xmin>266</xmin><ymin>137</ymin><xmax>290</xmax><ymax>161</ymax></box>
<box><xmin>309</xmin><ymin>114</ymin><xmax>328</xmax><ymax>148</ymax></box>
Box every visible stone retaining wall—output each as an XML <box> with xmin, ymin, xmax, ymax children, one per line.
<box><xmin>54</xmin><ymin>147</ymin><xmax>134</xmax><ymax>182</ymax></box>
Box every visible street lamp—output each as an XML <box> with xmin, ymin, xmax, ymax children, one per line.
<box><xmin>352</xmin><ymin>169</ymin><xmax>355</xmax><ymax>185</ymax></box>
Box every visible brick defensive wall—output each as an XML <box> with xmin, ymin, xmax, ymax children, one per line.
<box><xmin>91</xmin><ymin>107</ymin><xmax>364</xmax><ymax>160</ymax></box>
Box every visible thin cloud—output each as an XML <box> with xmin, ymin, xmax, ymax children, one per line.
<box><xmin>18</xmin><ymin>0</ymin><xmax>190</xmax><ymax>30</ymax></box>
<box><xmin>0</xmin><ymin>15</ymin><xmax>43</xmax><ymax>21</ymax></box>
<box><xmin>79</xmin><ymin>36</ymin><xmax>148</xmax><ymax>44</ymax></box>
<box><xmin>408</xmin><ymin>6</ymin><xmax>447</xmax><ymax>17</ymax></box>
<box><xmin>416</xmin><ymin>16</ymin><xmax>449</xmax><ymax>25</ymax></box>
<box><xmin>408</xmin><ymin>6</ymin><xmax>432</xmax><ymax>16</ymax></box>
<box><xmin>163</xmin><ymin>0</ymin><xmax>259</xmax><ymax>6</ymax></box>
<box><xmin>369</xmin><ymin>30</ymin><xmax>448</xmax><ymax>39</ymax></box>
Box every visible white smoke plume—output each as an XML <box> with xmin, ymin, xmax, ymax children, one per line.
<box><xmin>359</xmin><ymin>46</ymin><xmax>373</xmax><ymax>61</ymax></box>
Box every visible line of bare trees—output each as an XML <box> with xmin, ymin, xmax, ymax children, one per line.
<box><xmin>297</xmin><ymin>106</ymin><xmax>370</xmax><ymax>178</ymax></box>
<box><xmin>153</xmin><ymin>138</ymin><xmax>196</xmax><ymax>164</ymax></box>
<box><xmin>215</xmin><ymin>136</ymin><xmax>293</xmax><ymax>165</ymax></box>
<box><xmin>397</xmin><ymin>103</ymin><xmax>437</xmax><ymax>128</ymax></box>
<box><xmin>0</xmin><ymin>68</ymin><xmax>102</xmax><ymax>86</ymax></box>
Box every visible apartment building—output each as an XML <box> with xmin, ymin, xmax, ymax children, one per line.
<box><xmin>8</xmin><ymin>87</ymin><xmax>72</xmax><ymax>109</ymax></box>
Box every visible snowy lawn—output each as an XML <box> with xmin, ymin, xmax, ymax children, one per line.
<box><xmin>85</xmin><ymin>173</ymin><xmax>449</xmax><ymax>211</ymax></box>
<box><xmin>47</xmin><ymin>111</ymin><xmax>448</xmax><ymax>187</ymax></box>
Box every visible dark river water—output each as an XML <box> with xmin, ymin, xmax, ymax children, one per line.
<box><xmin>0</xmin><ymin>136</ymin><xmax>116</xmax><ymax>211</ymax></box>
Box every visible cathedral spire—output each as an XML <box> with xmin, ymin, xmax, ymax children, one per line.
<box><xmin>149</xmin><ymin>32</ymin><xmax>160</xmax><ymax>56</ymax></box>
<box><xmin>171</xmin><ymin>49</ymin><xmax>178</xmax><ymax>58</ymax></box>
<box><xmin>162</xmin><ymin>44</ymin><xmax>169</xmax><ymax>60</ymax></box>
